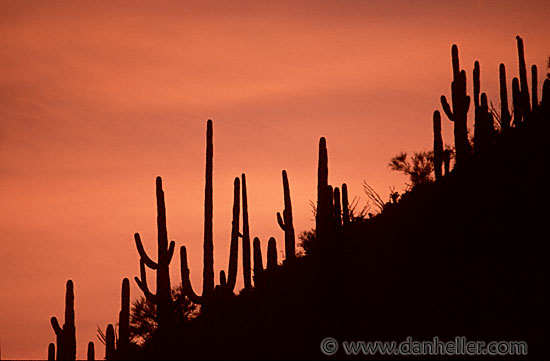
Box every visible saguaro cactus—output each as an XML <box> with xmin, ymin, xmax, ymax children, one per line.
<box><xmin>87</xmin><ymin>342</ymin><xmax>94</xmax><ymax>361</ymax></box>
<box><xmin>341</xmin><ymin>183</ymin><xmax>350</xmax><ymax>226</ymax></box>
<box><xmin>433</xmin><ymin>110</ymin><xmax>444</xmax><ymax>179</ymax></box>
<box><xmin>316</xmin><ymin>137</ymin><xmax>330</xmax><ymax>244</ymax></box>
<box><xmin>512</xmin><ymin>77</ymin><xmax>522</xmax><ymax>126</ymax></box>
<box><xmin>499</xmin><ymin>64</ymin><xmax>511</xmax><ymax>132</ymax></box>
<box><xmin>51</xmin><ymin>280</ymin><xmax>76</xmax><ymax>361</ymax></box>
<box><xmin>267</xmin><ymin>237</ymin><xmax>278</xmax><ymax>270</ymax></box>
<box><xmin>134</xmin><ymin>177</ymin><xmax>176</xmax><ymax>334</ymax></box>
<box><xmin>117</xmin><ymin>278</ymin><xmax>130</xmax><ymax>358</ymax></box>
<box><xmin>241</xmin><ymin>173</ymin><xmax>252</xmax><ymax>289</ymax></box>
<box><xmin>226</xmin><ymin>177</ymin><xmax>240</xmax><ymax>292</ymax></box>
<box><xmin>473</xmin><ymin>61</ymin><xmax>482</xmax><ymax>153</ymax></box>
<box><xmin>253</xmin><ymin>237</ymin><xmax>264</xmax><ymax>286</ymax></box>
<box><xmin>441</xmin><ymin>44</ymin><xmax>471</xmax><ymax>168</ymax></box>
<box><xmin>532</xmin><ymin>65</ymin><xmax>539</xmax><ymax>113</ymax></box>
<box><xmin>181</xmin><ymin>119</ymin><xmax>215</xmax><ymax>304</ymax></box>
<box><xmin>516</xmin><ymin>36</ymin><xmax>531</xmax><ymax>118</ymax></box>
<box><xmin>277</xmin><ymin>170</ymin><xmax>295</xmax><ymax>262</ymax></box>
<box><xmin>333</xmin><ymin>187</ymin><xmax>342</xmax><ymax>231</ymax></box>
<box><xmin>105</xmin><ymin>324</ymin><xmax>115</xmax><ymax>361</ymax></box>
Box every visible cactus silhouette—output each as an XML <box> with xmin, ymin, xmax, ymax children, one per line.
<box><xmin>50</xmin><ymin>280</ymin><xmax>76</xmax><ymax>361</ymax></box>
<box><xmin>512</xmin><ymin>77</ymin><xmax>522</xmax><ymax>126</ymax></box>
<box><xmin>117</xmin><ymin>278</ymin><xmax>130</xmax><ymax>358</ymax></box>
<box><xmin>499</xmin><ymin>64</ymin><xmax>511</xmax><ymax>132</ymax></box>
<box><xmin>516</xmin><ymin>36</ymin><xmax>531</xmax><ymax>119</ymax></box>
<box><xmin>342</xmin><ymin>183</ymin><xmax>350</xmax><ymax>226</ymax></box>
<box><xmin>48</xmin><ymin>343</ymin><xmax>55</xmax><ymax>361</ymax></box>
<box><xmin>87</xmin><ymin>342</ymin><xmax>94</xmax><ymax>361</ymax></box>
<box><xmin>105</xmin><ymin>324</ymin><xmax>115</xmax><ymax>361</ymax></box>
<box><xmin>241</xmin><ymin>173</ymin><xmax>252</xmax><ymax>289</ymax></box>
<box><xmin>277</xmin><ymin>170</ymin><xmax>295</xmax><ymax>262</ymax></box>
<box><xmin>441</xmin><ymin>44</ymin><xmax>471</xmax><ymax>167</ymax></box>
<box><xmin>134</xmin><ymin>176</ymin><xmax>176</xmax><ymax>335</ymax></box>
<box><xmin>333</xmin><ymin>187</ymin><xmax>342</xmax><ymax>231</ymax></box>
<box><xmin>316</xmin><ymin>137</ymin><xmax>330</xmax><ymax>244</ymax></box>
<box><xmin>433</xmin><ymin>110</ymin><xmax>444</xmax><ymax>179</ymax></box>
<box><xmin>253</xmin><ymin>237</ymin><xmax>264</xmax><ymax>287</ymax></box>
<box><xmin>443</xmin><ymin>149</ymin><xmax>451</xmax><ymax>176</ymax></box>
<box><xmin>267</xmin><ymin>237</ymin><xmax>278</xmax><ymax>270</ymax></box>
<box><xmin>225</xmin><ymin>177</ymin><xmax>240</xmax><ymax>292</ymax></box>
<box><xmin>181</xmin><ymin>119</ymin><xmax>216</xmax><ymax>304</ymax></box>
<box><xmin>532</xmin><ymin>65</ymin><xmax>539</xmax><ymax>113</ymax></box>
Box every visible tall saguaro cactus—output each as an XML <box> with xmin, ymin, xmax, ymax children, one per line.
<box><xmin>433</xmin><ymin>110</ymin><xmax>444</xmax><ymax>179</ymax></box>
<box><xmin>181</xmin><ymin>119</ymin><xmax>215</xmax><ymax>304</ymax></box>
<box><xmin>105</xmin><ymin>324</ymin><xmax>115</xmax><ymax>361</ymax></box>
<box><xmin>277</xmin><ymin>170</ymin><xmax>295</xmax><ymax>262</ymax></box>
<box><xmin>134</xmin><ymin>177</ymin><xmax>176</xmax><ymax>334</ymax></box>
<box><xmin>499</xmin><ymin>64</ymin><xmax>511</xmax><ymax>132</ymax></box>
<box><xmin>241</xmin><ymin>173</ymin><xmax>252</xmax><ymax>289</ymax></box>
<box><xmin>441</xmin><ymin>44</ymin><xmax>471</xmax><ymax>168</ymax></box>
<box><xmin>51</xmin><ymin>280</ymin><xmax>76</xmax><ymax>361</ymax></box>
<box><xmin>516</xmin><ymin>36</ymin><xmax>531</xmax><ymax>119</ymax></box>
<box><xmin>226</xmin><ymin>177</ymin><xmax>240</xmax><ymax>292</ymax></box>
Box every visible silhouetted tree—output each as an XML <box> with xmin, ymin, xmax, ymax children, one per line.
<box><xmin>389</xmin><ymin>151</ymin><xmax>435</xmax><ymax>187</ymax></box>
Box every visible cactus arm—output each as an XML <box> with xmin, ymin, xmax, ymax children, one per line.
<box><xmin>276</xmin><ymin>212</ymin><xmax>285</xmax><ymax>230</ymax></box>
<box><xmin>180</xmin><ymin>246</ymin><xmax>203</xmax><ymax>304</ymax></box>
<box><xmin>134</xmin><ymin>260</ymin><xmax>157</xmax><ymax>303</ymax></box>
<box><xmin>134</xmin><ymin>233</ymin><xmax>159</xmax><ymax>270</ymax></box>
<box><xmin>441</xmin><ymin>95</ymin><xmax>454</xmax><ymax>121</ymax></box>
<box><xmin>51</xmin><ymin>317</ymin><xmax>62</xmax><ymax>336</ymax></box>
<box><xmin>167</xmin><ymin>240</ymin><xmax>175</xmax><ymax>264</ymax></box>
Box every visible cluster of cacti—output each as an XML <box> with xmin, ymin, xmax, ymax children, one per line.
<box><xmin>315</xmin><ymin>137</ymin><xmax>351</xmax><ymax>243</ymax></box>
<box><xmin>433</xmin><ymin>36</ymin><xmax>548</xmax><ymax>176</ymax></box>
<box><xmin>103</xmin><ymin>278</ymin><xmax>130</xmax><ymax>360</ymax></box>
<box><xmin>133</xmin><ymin>176</ymin><xmax>176</xmax><ymax>334</ymax></box>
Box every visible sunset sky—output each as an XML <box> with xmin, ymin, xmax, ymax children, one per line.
<box><xmin>1</xmin><ymin>0</ymin><xmax>548</xmax><ymax>359</ymax></box>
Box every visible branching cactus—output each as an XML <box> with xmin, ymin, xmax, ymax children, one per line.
<box><xmin>516</xmin><ymin>36</ymin><xmax>531</xmax><ymax>119</ymax></box>
<box><xmin>241</xmin><ymin>173</ymin><xmax>252</xmax><ymax>289</ymax></box>
<box><xmin>499</xmin><ymin>64</ymin><xmax>511</xmax><ymax>132</ymax></box>
<box><xmin>341</xmin><ymin>183</ymin><xmax>350</xmax><ymax>226</ymax></box>
<box><xmin>181</xmin><ymin>119</ymin><xmax>215</xmax><ymax>305</ymax></box>
<box><xmin>433</xmin><ymin>110</ymin><xmax>444</xmax><ymax>179</ymax></box>
<box><xmin>51</xmin><ymin>280</ymin><xmax>76</xmax><ymax>361</ymax></box>
<box><xmin>473</xmin><ymin>61</ymin><xmax>481</xmax><ymax>152</ymax></box>
<box><xmin>441</xmin><ymin>44</ymin><xmax>471</xmax><ymax>168</ymax></box>
<box><xmin>277</xmin><ymin>170</ymin><xmax>295</xmax><ymax>262</ymax></box>
<box><xmin>87</xmin><ymin>342</ymin><xmax>94</xmax><ymax>361</ymax></box>
<box><xmin>133</xmin><ymin>176</ymin><xmax>176</xmax><ymax>335</ymax></box>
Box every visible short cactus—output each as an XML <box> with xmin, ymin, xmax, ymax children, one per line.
<box><xmin>276</xmin><ymin>170</ymin><xmax>295</xmax><ymax>262</ymax></box>
<box><xmin>433</xmin><ymin>110</ymin><xmax>444</xmax><ymax>179</ymax></box>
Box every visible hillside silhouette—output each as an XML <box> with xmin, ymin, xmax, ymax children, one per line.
<box><xmin>45</xmin><ymin>36</ymin><xmax>549</xmax><ymax>360</ymax></box>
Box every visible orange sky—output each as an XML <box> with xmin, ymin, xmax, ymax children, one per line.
<box><xmin>1</xmin><ymin>0</ymin><xmax>548</xmax><ymax>359</ymax></box>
